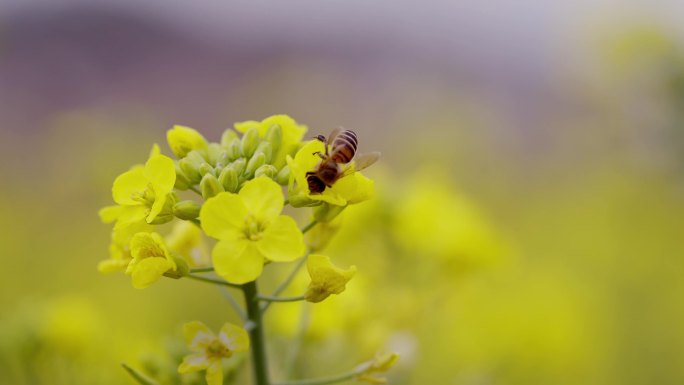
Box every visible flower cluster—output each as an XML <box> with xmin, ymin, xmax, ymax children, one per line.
<box><xmin>98</xmin><ymin>115</ymin><xmax>397</xmax><ymax>385</ymax></box>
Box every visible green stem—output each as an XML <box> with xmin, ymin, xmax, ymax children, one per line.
<box><xmin>190</xmin><ymin>186</ymin><xmax>202</xmax><ymax>195</ymax></box>
<box><xmin>188</xmin><ymin>218</ymin><xmax>201</xmax><ymax>227</ymax></box>
<box><xmin>185</xmin><ymin>274</ymin><xmax>241</xmax><ymax>288</ymax></box>
<box><xmin>219</xmin><ymin>286</ymin><xmax>247</xmax><ymax>321</ymax></box>
<box><xmin>301</xmin><ymin>220</ymin><xmax>318</xmax><ymax>234</ymax></box>
<box><xmin>273</xmin><ymin>367</ymin><xmax>364</xmax><ymax>385</ymax></box>
<box><xmin>190</xmin><ymin>267</ymin><xmax>214</xmax><ymax>273</ymax></box>
<box><xmin>262</xmin><ymin>257</ymin><xmax>308</xmax><ymax>312</ymax></box>
<box><xmin>243</xmin><ymin>281</ymin><xmax>270</xmax><ymax>385</ymax></box>
<box><xmin>257</xmin><ymin>294</ymin><xmax>305</xmax><ymax>302</ymax></box>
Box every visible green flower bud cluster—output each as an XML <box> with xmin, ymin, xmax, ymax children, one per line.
<box><xmin>171</xmin><ymin>125</ymin><xmax>291</xmax><ymax>201</ymax></box>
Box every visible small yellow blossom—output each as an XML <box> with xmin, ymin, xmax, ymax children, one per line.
<box><xmin>200</xmin><ymin>177</ymin><xmax>306</xmax><ymax>284</ymax></box>
<box><xmin>287</xmin><ymin>140</ymin><xmax>374</xmax><ymax>207</ymax></box>
<box><xmin>356</xmin><ymin>352</ymin><xmax>400</xmax><ymax>384</ymax></box>
<box><xmin>111</xmin><ymin>150</ymin><xmax>177</xmax><ymax>224</ymax></box>
<box><xmin>305</xmin><ymin>254</ymin><xmax>356</xmax><ymax>303</ymax></box>
<box><xmin>97</xmin><ymin>206</ymin><xmax>152</xmax><ymax>273</ymax></box>
<box><xmin>167</xmin><ymin>125</ymin><xmax>208</xmax><ymax>158</ymax></box>
<box><xmin>234</xmin><ymin>115</ymin><xmax>307</xmax><ymax>168</ymax></box>
<box><xmin>178</xmin><ymin>321</ymin><xmax>249</xmax><ymax>385</ymax></box>
<box><xmin>125</xmin><ymin>232</ymin><xmax>177</xmax><ymax>289</ymax></box>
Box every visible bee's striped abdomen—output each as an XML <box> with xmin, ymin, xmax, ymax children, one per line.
<box><xmin>331</xmin><ymin>130</ymin><xmax>358</xmax><ymax>163</ymax></box>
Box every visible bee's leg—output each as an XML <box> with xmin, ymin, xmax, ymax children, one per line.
<box><xmin>312</xmin><ymin>151</ymin><xmax>326</xmax><ymax>159</ymax></box>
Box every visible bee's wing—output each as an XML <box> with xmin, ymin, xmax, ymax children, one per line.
<box><xmin>339</xmin><ymin>151</ymin><xmax>381</xmax><ymax>178</ymax></box>
<box><xmin>327</xmin><ymin>127</ymin><xmax>343</xmax><ymax>149</ymax></box>
<box><xmin>353</xmin><ymin>151</ymin><xmax>381</xmax><ymax>172</ymax></box>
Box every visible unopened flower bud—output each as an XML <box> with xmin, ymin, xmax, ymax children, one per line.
<box><xmin>167</xmin><ymin>125</ymin><xmax>208</xmax><ymax>158</ymax></box>
<box><xmin>255</xmin><ymin>164</ymin><xmax>278</xmax><ymax>179</ymax></box>
<box><xmin>265</xmin><ymin>123</ymin><xmax>282</xmax><ymax>154</ymax></box>
<box><xmin>173</xmin><ymin>200</ymin><xmax>201</xmax><ymax>220</ymax></box>
<box><xmin>179</xmin><ymin>150</ymin><xmax>205</xmax><ymax>183</ymax></box>
<box><xmin>215</xmin><ymin>151</ymin><xmax>231</xmax><ymax>169</ymax></box>
<box><xmin>227</xmin><ymin>139</ymin><xmax>241</xmax><ymax>161</ymax></box>
<box><xmin>275</xmin><ymin>165</ymin><xmax>291</xmax><ymax>185</ymax></box>
<box><xmin>221</xmin><ymin>128</ymin><xmax>239</xmax><ymax>147</ymax></box>
<box><xmin>240</xmin><ymin>127</ymin><xmax>260</xmax><ymax>158</ymax></box>
<box><xmin>198</xmin><ymin>162</ymin><xmax>214</xmax><ymax>177</ymax></box>
<box><xmin>244</xmin><ymin>152</ymin><xmax>266</xmax><ymax>178</ymax></box>
<box><xmin>205</xmin><ymin>143</ymin><xmax>223</xmax><ymax>166</ymax></box>
<box><xmin>200</xmin><ymin>174</ymin><xmax>223</xmax><ymax>199</ymax></box>
<box><xmin>255</xmin><ymin>142</ymin><xmax>272</xmax><ymax>163</ymax></box>
<box><xmin>218</xmin><ymin>166</ymin><xmax>239</xmax><ymax>193</ymax></box>
<box><xmin>230</xmin><ymin>158</ymin><xmax>246</xmax><ymax>176</ymax></box>
<box><xmin>174</xmin><ymin>163</ymin><xmax>192</xmax><ymax>190</ymax></box>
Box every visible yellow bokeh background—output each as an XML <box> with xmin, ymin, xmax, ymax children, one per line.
<box><xmin>2</xmin><ymin>2</ymin><xmax>684</xmax><ymax>384</ymax></box>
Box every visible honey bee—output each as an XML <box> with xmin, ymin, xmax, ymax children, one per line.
<box><xmin>306</xmin><ymin>128</ymin><xmax>380</xmax><ymax>194</ymax></box>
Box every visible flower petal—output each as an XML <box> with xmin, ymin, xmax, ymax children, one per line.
<box><xmin>212</xmin><ymin>239</ymin><xmax>264</xmax><ymax>284</ymax></box>
<box><xmin>205</xmin><ymin>359</ymin><xmax>223</xmax><ymax>385</ymax></box>
<box><xmin>238</xmin><ymin>177</ymin><xmax>284</xmax><ymax>222</ymax></box>
<box><xmin>183</xmin><ymin>321</ymin><xmax>215</xmax><ymax>351</ymax></box>
<box><xmin>144</xmin><ymin>154</ymin><xmax>176</xmax><ymax>193</ymax></box>
<box><xmin>112</xmin><ymin>166</ymin><xmax>146</xmax><ymax>205</ymax></box>
<box><xmin>219</xmin><ymin>323</ymin><xmax>250</xmax><ymax>353</ymax></box>
<box><xmin>178</xmin><ymin>353</ymin><xmax>210</xmax><ymax>373</ymax></box>
<box><xmin>330</xmin><ymin>172</ymin><xmax>374</xmax><ymax>204</ymax></box>
<box><xmin>130</xmin><ymin>257</ymin><xmax>173</xmax><ymax>289</ymax></box>
<box><xmin>200</xmin><ymin>192</ymin><xmax>248</xmax><ymax>240</ymax></box>
<box><xmin>257</xmin><ymin>216</ymin><xmax>306</xmax><ymax>262</ymax></box>
<box><xmin>97</xmin><ymin>258</ymin><xmax>130</xmax><ymax>274</ymax></box>
<box><xmin>98</xmin><ymin>205</ymin><xmax>122</xmax><ymax>223</ymax></box>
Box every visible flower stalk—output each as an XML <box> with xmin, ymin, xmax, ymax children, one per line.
<box><xmin>242</xmin><ymin>281</ymin><xmax>270</xmax><ymax>385</ymax></box>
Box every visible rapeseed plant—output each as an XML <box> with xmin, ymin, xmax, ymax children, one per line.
<box><xmin>99</xmin><ymin>116</ymin><xmax>397</xmax><ymax>385</ymax></box>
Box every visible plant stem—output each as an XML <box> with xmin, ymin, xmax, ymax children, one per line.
<box><xmin>257</xmin><ymin>294</ymin><xmax>305</xmax><ymax>302</ymax></box>
<box><xmin>301</xmin><ymin>220</ymin><xmax>318</xmax><ymax>234</ymax></box>
<box><xmin>190</xmin><ymin>186</ymin><xmax>202</xmax><ymax>195</ymax></box>
<box><xmin>243</xmin><ymin>281</ymin><xmax>270</xmax><ymax>385</ymax></box>
<box><xmin>273</xmin><ymin>367</ymin><xmax>364</xmax><ymax>385</ymax></box>
<box><xmin>262</xmin><ymin>257</ymin><xmax>308</xmax><ymax>312</ymax></box>
<box><xmin>189</xmin><ymin>267</ymin><xmax>214</xmax><ymax>273</ymax></box>
<box><xmin>185</xmin><ymin>274</ymin><xmax>241</xmax><ymax>288</ymax></box>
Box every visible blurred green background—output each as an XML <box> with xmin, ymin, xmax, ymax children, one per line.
<box><xmin>2</xmin><ymin>1</ymin><xmax>684</xmax><ymax>384</ymax></box>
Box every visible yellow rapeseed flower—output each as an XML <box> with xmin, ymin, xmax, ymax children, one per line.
<box><xmin>167</xmin><ymin>125</ymin><xmax>208</xmax><ymax>158</ymax></box>
<box><xmin>356</xmin><ymin>352</ymin><xmax>400</xmax><ymax>384</ymax></box>
<box><xmin>200</xmin><ymin>177</ymin><xmax>306</xmax><ymax>284</ymax></box>
<box><xmin>304</xmin><ymin>254</ymin><xmax>356</xmax><ymax>303</ymax></box>
<box><xmin>234</xmin><ymin>115</ymin><xmax>307</xmax><ymax>168</ymax></box>
<box><xmin>125</xmin><ymin>232</ymin><xmax>177</xmax><ymax>289</ymax></box>
<box><xmin>286</xmin><ymin>140</ymin><xmax>374</xmax><ymax>207</ymax></box>
<box><xmin>178</xmin><ymin>321</ymin><xmax>249</xmax><ymax>385</ymax></box>
<box><xmin>111</xmin><ymin>150</ymin><xmax>177</xmax><ymax>224</ymax></box>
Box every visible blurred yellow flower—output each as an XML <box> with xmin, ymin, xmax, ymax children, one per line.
<box><xmin>234</xmin><ymin>114</ymin><xmax>308</xmax><ymax>168</ymax></box>
<box><xmin>286</xmin><ymin>140</ymin><xmax>374</xmax><ymax>207</ymax></box>
<box><xmin>97</xmin><ymin>206</ymin><xmax>152</xmax><ymax>274</ymax></box>
<box><xmin>167</xmin><ymin>125</ymin><xmax>208</xmax><ymax>158</ymax></box>
<box><xmin>356</xmin><ymin>352</ymin><xmax>399</xmax><ymax>384</ymax></box>
<box><xmin>305</xmin><ymin>254</ymin><xmax>356</xmax><ymax>303</ymax></box>
<box><xmin>165</xmin><ymin>221</ymin><xmax>210</xmax><ymax>267</ymax></box>
<box><xmin>125</xmin><ymin>232</ymin><xmax>177</xmax><ymax>289</ymax></box>
<box><xmin>178</xmin><ymin>321</ymin><xmax>249</xmax><ymax>385</ymax></box>
<box><xmin>110</xmin><ymin>150</ymin><xmax>177</xmax><ymax>224</ymax></box>
<box><xmin>200</xmin><ymin>177</ymin><xmax>306</xmax><ymax>284</ymax></box>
